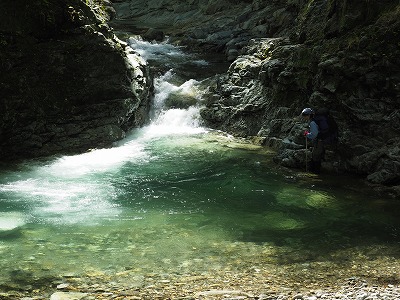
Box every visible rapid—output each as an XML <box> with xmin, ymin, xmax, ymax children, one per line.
<box><xmin>0</xmin><ymin>37</ymin><xmax>399</xmax><ymax>296</ymax></box>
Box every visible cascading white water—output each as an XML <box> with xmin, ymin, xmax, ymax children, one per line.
<box><xmin>0</xmin><ymin>37</ymin><xmax>209</xmax><ymax>226</ymax></box>
<box><xmin>0</xmin><ymin>36</ymin><xmax>399</xmax><ymax>296</ymax></box>
<box><xmin>141</xmin><ymin>72</ymin><xmax>206</xmax><ymax>137</ymax></box>
<box><xmin>127</xmin><ymin>36</ymin><xmax>208</xmax><ymax>67</ymax></box>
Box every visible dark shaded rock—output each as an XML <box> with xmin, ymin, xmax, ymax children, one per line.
<box><xmin>142</xmin><ymin>28</ymin><xmax>165</xmax><ymax>41</ymax></box>
<box><xmin>110</xmin><ymin>0</ymin><xmax>399</xmax><ymax>194</ymax></box>
<box><xmin>110</xmin><ymin>0</ymin><xmax>297</xmax><ymax>53</ymax></box>
<box><xmin>201</xmin><ymin>2</ymin><xmax>400</xmax><ymax>193</ymax></box>
<box><xmin>0</xmin><ymin>0</ymin><xmax>153</xmax><ymax>160</ymax></box>
<box><xmin>165</xmin><ymin>94</ymin><xmax>197</xmax><ymax>109</ymax></box>
<box><xmin>4</xmin><ymin>0</ymin><xmax>399</xmax><ymax>194</ymax></box>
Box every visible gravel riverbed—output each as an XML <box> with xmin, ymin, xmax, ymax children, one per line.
<box><xmin>2</xmin><ymin>251</ymin><xmax>399</xmax><ymax>300</ymax></box>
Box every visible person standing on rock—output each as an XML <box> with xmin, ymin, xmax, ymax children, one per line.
<box><xmin>301</xmin><ymin>107</ymin><xmax>324</xmax><ymax>174</ymax></box>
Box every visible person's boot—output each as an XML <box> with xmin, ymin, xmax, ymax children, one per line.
<box><xmin>307</xmin><ymin>161</ymin><xmax>314</xmax><ymax>172</ymax></box>
<box><xmin>312</xmin><ymin>161</ymin><xmax>321</xmax><ymax>174</ymax></box>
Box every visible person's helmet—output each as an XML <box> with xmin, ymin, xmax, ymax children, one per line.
<box><xmin>301</xmin><ymin>108</ymin><xmax>314</xmax><ymax>115</ymax></box>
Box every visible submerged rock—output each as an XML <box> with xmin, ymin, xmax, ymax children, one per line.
<box><xmin>50</xmin><ymin>292</ymin><xmax>88</xmax><ymax>300</ymax></box>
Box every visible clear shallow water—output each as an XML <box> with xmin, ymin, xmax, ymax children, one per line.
<box><xmin>0</xmin><ymin>134</ymin><xmax>399</xmax><ymax>290</ymax></box>
<box><xmin>0</xmin><ymin>38</ymin><xmax>399</xmax><ymax>292</ymax></box>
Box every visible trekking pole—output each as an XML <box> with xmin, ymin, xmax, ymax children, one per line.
<box><xmin>305</xmin><ymin>137</ymin><xmax>308</xmax><ymax>172</ymax></box>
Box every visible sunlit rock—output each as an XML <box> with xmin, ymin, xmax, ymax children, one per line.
<box><xmin>50</xmin><ymin>292</ymin><xmax>88</xmax><ymax>300</ymax></box>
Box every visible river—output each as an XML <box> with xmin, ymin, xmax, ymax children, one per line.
<box><xmin>0</xmin><ymin>37</ymin><xmax>399</xmax><ymax>297</ymax></box>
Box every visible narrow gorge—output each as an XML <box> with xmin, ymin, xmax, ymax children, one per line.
<box><xmin>112</xmin><ymin>0</ymin><xmax>400</xmax><ymax>194</ymax></box>
<box><xmin>0</xmin><ymin>1</ymin><xmax>400</xmax><ymax>299</ymax></box>
<box><xmin>1</xmin><ymin>0</ymin><xmax>399</xmax><ymax>194</ymax></box>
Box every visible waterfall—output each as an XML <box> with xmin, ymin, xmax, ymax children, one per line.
<box><xmin>123</xmin><ymin>37</ymin><xmax>208</xmax><ymax>140</ymax></box>
<box><xmin>0</xmin><ymin>36</ymin><xmax>399</xmax><ymax>297</ymax></box>
<box><xmin>0</xmin><ymin>37</ymin><xmax>210</xmax><ymax>226</ymax></box>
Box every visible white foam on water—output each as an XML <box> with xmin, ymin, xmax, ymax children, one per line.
<box><xmin>0</xmin><ymin>175</ymin><xmax>121</xmax><ymax>225</ymax></box>
<box><xmin>192</xmin><ymin>59</ymin><xmax>209</xmax><ymax>66</ymax></box>
<box><xmin>42</xmin><ymin>142</ymin><xmax>148</xmax><ymax>177</ymax></box>
<box><xmin>131</xmin><ymin>109</ymin><xmax>205</xmax><ymax>143</ymax></box>
<box><xmin>0</xmin><ymin>212</ymin><xmax>26</xmax><ymax>232</ymax></box>
<box><xmin>127</xmin><ymin>37</ymin><xmax>186</xmax><ymax>62</ymax></box>
<box><xmin>0</xmin><ymin>139</ymin><xmax>157</xmax><ymax>224</ymax></box>
<box><xmin>126</xmin><ymin>36</ymin><xmax>209</xmax><ymax>70</ymax></box>
<box><xmin>151</xmin><ymin>70</ymin><xmax>202</xmax><ymax>108</ymax></box>
<box><xmin>0</xmin><ymin>39</ymin><xmax>209</xmax><ymax>226</ymax></box>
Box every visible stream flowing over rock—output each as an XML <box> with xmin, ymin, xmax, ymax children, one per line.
<box><xmin>1</xmin><ymin>0</ymin><xmax>399</xmax><ymax>195</ymax></box>
<box><xmin>110</xmin><ymin>0</ymin><xmax>400</xmax><ymax>195</ymax></box>
<box><xmin>0</xmin><ymin>0</ymin><xmax>153</xmax><ymax>159</ymax></box>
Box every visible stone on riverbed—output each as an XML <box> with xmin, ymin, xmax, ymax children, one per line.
<box><xmin>50</xmin><ymin>292</ymin><xmax>88</xmax><ymax>300</ymax></box>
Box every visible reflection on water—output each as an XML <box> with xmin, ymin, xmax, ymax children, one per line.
<box><xmin>0</xmin><ymin>37</ymin><xmax>399</xmax><ymax>294</ymax></box>
<box><xmin>0</xmin><ymin>132</ymin><xmax>399</xmax><ymax>290</ymax></box>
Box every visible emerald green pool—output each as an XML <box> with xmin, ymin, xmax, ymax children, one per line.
<box><xmin>0</xmin><ymin>38</ymin><xmax>399</xmax><ymax>295</ymax></box>
<box><xmin>0</xmin><ymin>129</ymin><xmax>399</xmax><ymax>291</ymax></box>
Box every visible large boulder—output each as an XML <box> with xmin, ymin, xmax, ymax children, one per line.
<box><xmin>108</xmin><ymin>0</ymin><xmax>400</xmax><ymax>194</ymax></box>
<box><xmin>199</xmin><ymin>1</ymin><xmax>400</xmax><ymax>194</ymax></box>
<box><xmin>0</xmin><ymin>0</ymin><xmax>153</xmax><ymax>159</ymax></box>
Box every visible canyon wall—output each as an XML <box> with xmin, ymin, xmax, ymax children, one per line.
<box><xmin>1</xmin><ymin>0</ymin><xmax>398</xmax><ymax>194</ymax></box>
<box><xmin>0</xmin><ymin>0</ymin><xmax>153</xmax><ymax>159</ymax></box>
<box><xmin>112</xmin><ymin>0</ymin><xmax>400</xmax><ymax>194</ymax></box>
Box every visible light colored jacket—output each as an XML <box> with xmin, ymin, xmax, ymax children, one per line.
<box><xmin>306</xmin><ymin>120</ymin><xmax>319</xmax><ymax>140</ymax></box>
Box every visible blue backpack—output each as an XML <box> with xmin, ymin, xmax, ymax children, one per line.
<box><xmin>313</xmin><ymin>109</ymin><xmax>339</xmax><ymax>144</ymax></box>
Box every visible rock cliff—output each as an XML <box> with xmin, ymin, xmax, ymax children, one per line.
<box><xmin>0</xmin><ymin>0</ymin><xmax>153</xmax><ymax>159</ymax></box>
<box><xmin>112</xmin><ymin>0</ymin><xmax>400</xmax><ymax>195</ymax></box>
<box><xmin>1</xmin><ymin>0</ymin><xmax>399</xmax><ymax>194</ymax></box>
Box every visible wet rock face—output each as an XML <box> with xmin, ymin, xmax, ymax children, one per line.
<box><xmin>0</xmin><ymin>0</ymin><xmax>153</xmax><ymax>159</ymax></box>
<box><xmin>198</xmin><ymin>1</ymin><xmax>400</xmax><ymax>191</ymax></box>
<box><xmin>110</xmin><ymin>0</ymin><xmax>297</xmax><ymax>58</ymax></box>
<box><xmin>110</xmin><ymin>0</ymin><xmax>400</xmax><ymax>192</ymax></box>
<box><xmin>2</xmin><ymin>0</ymin><xmax>399</xmax><ymax>192</ymax></box>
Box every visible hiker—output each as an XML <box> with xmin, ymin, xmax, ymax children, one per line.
<box><xmin>301</xmin><ymin>107</ymin><xmax>339</xmax><ymax>173</ymax></box>
<box><xmin>301</xmin><ymin>107</ymin><xmax>324</xmax><ymax>173</ymax></box>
